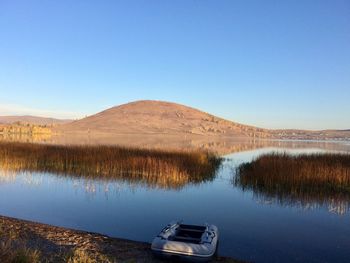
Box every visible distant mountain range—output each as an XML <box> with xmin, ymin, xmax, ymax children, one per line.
<box><xmin>1</xmin><ymin>101</ymin><xmax>349</xmax><ymax>140</ymax></box>
<box><xmin>0</xmin><ymin>115</ymin><xmax>72</xmax><ymax>125</ymax></box>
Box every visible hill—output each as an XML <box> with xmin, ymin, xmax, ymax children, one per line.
<box><xmin>0</xmin><ymin>115</ymin><xmax>72</xmax><ymax>125</ymax></box>
<box><xmin>58</xmin><ymin>100</ymin><xmax>270</xmax><ymax>138</ymax></box>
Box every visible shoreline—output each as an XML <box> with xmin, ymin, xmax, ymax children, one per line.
<box><xmin>0</xmin><ymin>215</ymin><xmax>241</xmax><ymax>262</ymax></box>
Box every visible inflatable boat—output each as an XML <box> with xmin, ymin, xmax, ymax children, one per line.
<box><xmin>151</xmin><ymin>222</ymin><xmax>219</xmax><ymax>262</ymax></box>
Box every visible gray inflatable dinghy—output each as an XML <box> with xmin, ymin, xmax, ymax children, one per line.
<box><xmin>151</xmin><ymin>222</ymin><xmax>219</xmax><ymax>262</ymax></box>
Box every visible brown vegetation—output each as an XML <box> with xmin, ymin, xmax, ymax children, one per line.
<box><xmin>0</xmin><ymin>142</ymin><xmax>221</xmax><ymax>189</ymax></box>
<box><xmin>0</xmin><ymin>124</ymin><xmax>52</xmax><ymax>135</ymax></box>
<box><xmin>234</xmin><ymin>153</ymin><xmax>350</xmax><ymax>212</ymax></box>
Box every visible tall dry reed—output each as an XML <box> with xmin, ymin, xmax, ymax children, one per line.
<box><xmin>234</xmin><ymin>153</ymin><xmax>350</xmax><ymax>210</ymax></box>
<box><xmin>0</xmin><ymin>142</ymin><xmax>221</xmax><ymax>189</ymax></box>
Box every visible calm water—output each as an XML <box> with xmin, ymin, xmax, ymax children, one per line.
<box><xmin>0</xmin><ymin>145</ymin><xmax>350</xmax><ymax>263</ymax></box>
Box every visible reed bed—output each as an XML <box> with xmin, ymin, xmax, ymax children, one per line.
<box><xmin>234</xmin><ymin>153</ymin><xmax>350</xmax><ymax>210</ymax></box>
<box><xmin>0</xmin><ymin>142</ymin><xmax>221</xmax><ymax>189</ymax></box>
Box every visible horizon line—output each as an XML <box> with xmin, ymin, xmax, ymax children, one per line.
<box><xmin>0</xmin><ymin>101</ymin><xmax>348</xmax><ymax>131</ymax></box>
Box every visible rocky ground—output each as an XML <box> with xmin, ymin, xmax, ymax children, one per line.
<box><xmin>0</xmin><ymin>215</ymin><xmax>243</xmax><ymax>262</ymax></box>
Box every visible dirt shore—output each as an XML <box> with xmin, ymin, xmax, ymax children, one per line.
<box><xmin>0</xmin><ymin>215</ymin><xmax>242</xmax><ymax>262</ymax></box>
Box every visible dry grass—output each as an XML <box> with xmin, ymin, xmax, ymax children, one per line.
<box><xmin>0</xmin><ymin>142</ymin><xmax>221</xmax><ymax>189</ymax></box>
<box><xmin>0</xmin><ymin>216</ymin><xmax>242</xmax><ymax>263</ymax></box>
<box><xmin>0</xmin><ymin>223</ymin><xmax>41</xmax><ymax>263</ymax></box>
<box><xmin>66</xmin><ymin>249</ymin><xmax>112</xmax><ymax>263</ymax></box>
<box><xmin>234</xmin><ymin>153</ymin><xmax>350</xmax><ymax>209</ymax></box>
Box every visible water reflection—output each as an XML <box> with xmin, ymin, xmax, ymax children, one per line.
<box><xmin>233</xmin><ymin>152</ymin><xmax>350</xmax><ymax>215</ymax></box>
<box><xmin>1</xmin><ymin>133</ymin><xmax>350</xmax><ymax>154</ymax></box>
<box><xmin>0</xmin><ymin>169</ymin><xmax>213</xmax><ymax>197</ymax></box>
<box><xmin>0</xmin><ymin>170</ymin><xmax>17</xmax><ymax>183</ymax></box>
<box><xmin>249</xmin><ymin>191</ymin><xmax>350</xmax><ymax>215</ymax></box>
<box><xmin>1</xmin><ymin>145</ymin><xmax>350</xmax><ymax>262</ymax></box>
<box><xmin>0</xmin><ymin>142</ymin><xmax>222</xmax><ymax>190</ymax></box>
<box><xmin>0</xmin><ymin>169</ymin><xmax>218</xmax><ymax>191</ymax></box>
<box><xmin>0</xmin><ymin>170</ymin><xmax>122</xmax><ymax>200</ymax></box>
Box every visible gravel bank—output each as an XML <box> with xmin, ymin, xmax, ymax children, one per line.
<box><xmin>0</xmin><ymin>215</ymin><xmax>243</xmax><ymax>262</ymax></box>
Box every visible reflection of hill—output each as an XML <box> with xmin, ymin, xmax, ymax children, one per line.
<box><xmin>14</xmin><ymin>133</ymin><xmax>350</xmax><ymax>154</ymax></box>
<box><xmin>52</xmin><ymin>134</ymin><xmax>350</xmax><ymax>154</ymax></box>
<box><xmin>1</xmin><ymin>133</ymin><xmax>350</xmax><ymax>155</ymax></box>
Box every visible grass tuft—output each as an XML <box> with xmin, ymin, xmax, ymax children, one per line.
<box><xmin>0</xmin><ymin>240</ymin><xmax>41</xmax><ymax>263</ymax></box>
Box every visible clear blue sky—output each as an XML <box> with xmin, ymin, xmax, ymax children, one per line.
<box><xmin>0</xmin><ymin>0</ymin><xmax>349</xmax><ymax>130</ymax></box>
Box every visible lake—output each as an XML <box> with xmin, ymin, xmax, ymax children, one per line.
<box><xmin>0</xmin><ymin>141</ymin><xmax>349</xmax><ymax>263</ymax></box>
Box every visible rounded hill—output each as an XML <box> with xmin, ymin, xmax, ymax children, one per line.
<box><xmin>59</xmin><ymin>100</ymin><xmax>267</xmax><ymax>137</ymax></box>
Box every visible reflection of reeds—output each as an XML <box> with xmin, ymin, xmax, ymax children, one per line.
<box><xmin>234</xmin><ymin>153</ymin><xmax>350</xmax><ymax>214</ymax></box>
<box><xmin>0</xmin><ymin>142</ymin><xmax>221</xmax><ymax>189</ymax></box>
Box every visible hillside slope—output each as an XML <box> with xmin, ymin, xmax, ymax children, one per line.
<box><xmin>58</xmin><ymin>100</ymin><xmax>269</xmax><ymax>137</ymax></box>
<box><xmin>0</xmin><ymin>115</ymin><xmax>72</xmax><ymax>125</ymax></box>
